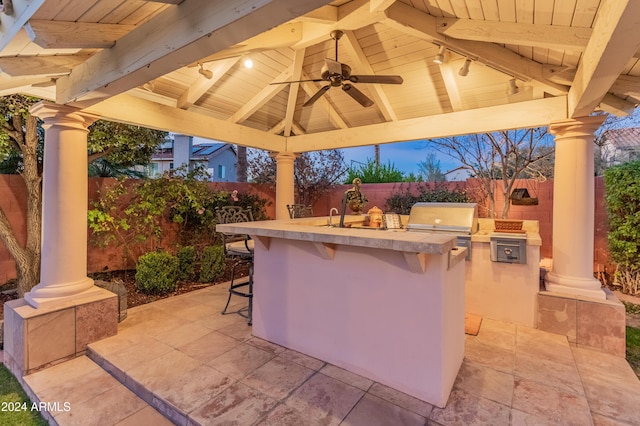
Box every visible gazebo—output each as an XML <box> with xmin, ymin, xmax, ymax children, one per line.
<box><xmin>1</xmin><ymin>0</ymin><xmax>639</xmax><ymax>378</ymax></box>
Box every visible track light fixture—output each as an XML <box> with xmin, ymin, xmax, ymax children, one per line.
<box><xmin>507</xmin><ymin>78</ymin><xmax>519</xmax><ymax>95</ymax></box>
<box><xmin>458</xmin><ymin>59</ymin><xmax>471</xmax><ymax>76</ymax></box>
<box><xmin>433</xmin><ymin>46</ymin><xmax>447</xmax><ymax>64</ymax></box>
<box><xmin>198</xmin><ymin>63</ymin><xmax>213</xmax><ymax>79</ymax></box>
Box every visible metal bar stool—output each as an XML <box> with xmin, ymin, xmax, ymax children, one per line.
<box><xmin>216</xmin><ymin>206</ymin><xmax>254</xmax><ymax>325</ymax></box>
<box><xmin>287</xmin><ymin>204</ymin><xmax>314</xmax><ymax>218</ymax></box>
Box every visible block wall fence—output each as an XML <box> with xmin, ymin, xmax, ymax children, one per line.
<box><xmin>0</xmin><ymin>175</ymin><xmax>611</xmax><ymax>284</ymax></box>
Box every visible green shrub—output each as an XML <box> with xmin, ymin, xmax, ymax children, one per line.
<box><xmin>200</xmin><ymin>245</ymin><xmax>225</xmax><ymax>283</ymax></box>
<box><xmin>345</xmin><ymin>159</ymin><xmax>405</xmax><ymax>183</ymax></box>
<box><xmin>177</xmin><ymin>245</ymin><xmax>196</xmax><ymax>281</ymax></box>
<box><xmin>605</xmin><ymin>160</ymin><xmax>640</xmax><ymax>295</ymax></box>
<box><xmin>135</xmin><ymin>251</ymin><xmax>179</xmax><ymax>294</ymax></box>
<box><xmin>385</xmin><ymin>182</ymin><xmax>471</xmax><ymax>214</ymax></box>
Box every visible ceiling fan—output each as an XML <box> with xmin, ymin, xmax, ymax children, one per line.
<box><xmin>273</xmin><ymin>30</ymin><xmax>403</xmax><ymax>107</ymax></box>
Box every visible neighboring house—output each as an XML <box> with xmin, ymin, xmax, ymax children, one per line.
<box><xmin>599</xmin><ymin>127</ymin><xmax>640</xmax><ymax>167</ymax></box>
<box><xmin>146</xmin><ymin>134</ymin><xmax>238</xmax><ymax>182</ymax></box>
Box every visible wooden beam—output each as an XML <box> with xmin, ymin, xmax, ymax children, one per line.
<box><xmin>370</xmin><ymin>0</ymin><xmax>396</xmax><ymax>13</ymax></box>
<box><xmin>186</xmin><ymin>22</ymin><xmax>304</xmax><ymax>67</ymax></box>
<box><xmin>56</xmin><ymin>0</ymin><xmax>333</xmax><ymax>108</ymax></box>
<box><xmin>436</xmin><ymin>18</ymin><xmax>591</xmax><ymax>51</ymax></box>
<box><xmin>342</xmin><ymin>30</ymin><xmax>397</xmax><ymax>121</ymax></box>
<box><xmin>383</xmin><ymin>2</ymin><xmax>567</xmax><ymax>96</ymax></box>
<box><xmin>146</xmin><ymin>0</ymin><xmax>183</xmax><ymax>4</ymax></box>
<box><xmin>569</xmin><ymin>0</ymin><xmax>640</xmax><ymax>117</ymax></box>
<box><xmin>84</xmin><ymin>94</ymin><xmax>287</xmax><ymax>152</ymax></box>
<box><xmin>287</xmin><ymin>96</ymin><xmax>568</xmax><ymax>152</ymax></box>
<box><xmin>438</xmin><ymin>61</ymin><xmax>463</xmax><ymax>111</ymax></box>
<box><xmin>611</xmin><ymin>74</ymin><xmax>640</xmax><ymax>95</ymax></box>
<box><xmin>598</xmin><ymin>94</ymin><xmax>636</xmax><ymax>117</ymax></box>
<box><xmin>0</xmin><ymin>0</ymin><xmax>45</xmax><ymax>51</ymax></box>
<box><xmin>0</xmin><ymin>54</ymin><xmax>91</xmax><ymax>76</ymax></box>
<box><xmin>176</xmin><ymin>57</ymin><xmax>239</xmax><ymax>109</ymax></box>
<box><xmin>228</xmin><ymin>66</ymin><xmax>292</xmax><ymax>123</ymax></box>
<box><xmin>25</xmin><ymin>20</ymin><xmax>134</xmax><ymax>48</ymax></box>
<box><xmin>295</xmin><ymin>5</ymin><xmax>337</xmax><ymax>24</ymax></box>
<box><xmin>283</xmin><ymin>49</ymin><xmax>305</xmax><ymax>136</ymax></box>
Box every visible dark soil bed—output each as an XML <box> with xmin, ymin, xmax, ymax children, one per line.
<box><xmin>0</xmin><ymin>260</ymin><xmax>247</xmax><ymax>319</ymax></box>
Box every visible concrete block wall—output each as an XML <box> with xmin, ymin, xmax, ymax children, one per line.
<box><xmin>0</xmin><ymin>175</ymin><xmax>612</xmax><ymax>283</ymax></box>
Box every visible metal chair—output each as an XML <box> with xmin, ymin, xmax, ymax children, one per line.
<box><xmin>287</xmin><ymin>204</ymin><xmax>314</xmax><ymax>218</ymax></box>
<box><xmin>215</xmin><ymin>206</ymin><xmax>254</xmax><ymax>325</ymax></box>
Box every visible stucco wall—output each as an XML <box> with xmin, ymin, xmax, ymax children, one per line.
<box><xmin>0</xmin><ymin>175</ymin><xmax>610</xmax><ymax>284</ymax></box>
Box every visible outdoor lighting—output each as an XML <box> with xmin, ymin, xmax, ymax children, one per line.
<box><xmin>198</xmin><ymin>63</ymin><xmax>213</xmax><ymax>79</ymax></box>
<box><xmin>458</xmin><ymin>59</ymin><xmax>471</xmax><ymax>76</ymax></box>
<box><xmin>507</xmin><ymin>77</ymin><xmax>519</xmax><ymax>95</ymax></box>
<box><xmin>433</xmin><ymin>46</ymin><xmax>447</xmax><ymax>64</ymax></box>
<box><xmin>243</xmin><ymin>58</ymin><xmax>254</xmax><ymax>69</ymax></box>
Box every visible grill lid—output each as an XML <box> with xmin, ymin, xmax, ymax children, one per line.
<box><xmin>406</xmin><ymin>202</ymin><xmax>478</xmax><ymax>234</ymax></box>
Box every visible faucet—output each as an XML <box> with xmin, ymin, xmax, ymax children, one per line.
<box><xmin>329</xmin><ymin>208</ymin><xmax>339</xmax><ymax>227</ymax></box>
<box><xmin>339</xmin><ymin>192</ymin><xmax>348</xmax><ymax>228</ymax></box>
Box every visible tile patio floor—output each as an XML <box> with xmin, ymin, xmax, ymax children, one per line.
<box><xmin>16</xmin><ymin>282</ymin><xmax>640</xmax><ymax>425</ymax></box>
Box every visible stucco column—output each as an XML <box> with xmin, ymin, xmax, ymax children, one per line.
<box><xmin>25</xmin><ymin>102</ymin><xmax>101</xmax><ymax>308</ymax></box>
<box><xmin>273</xmin><ymin>152</ymin><xmax>296</xmax><ymax>220</ymax></box>
<box><xmin>545</xmin><ymin>115</ymin><xmax>606</xmax><ymax>300</ymax></box>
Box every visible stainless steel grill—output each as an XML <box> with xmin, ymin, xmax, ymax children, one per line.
<box><xmin>406</xmin><ymin>203</ymin><xmax>478</xmax><ymax>259</ymax></box>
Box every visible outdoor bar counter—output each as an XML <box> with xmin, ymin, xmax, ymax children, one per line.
<box><xmin>216</xmin><ymin>216</ymin><xmax>467</xmax><ymax>408</ymax></box>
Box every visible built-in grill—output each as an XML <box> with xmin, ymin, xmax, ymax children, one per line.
<box><xmin>406</xmin><ymin>203</ymin><xmax>478</xmax><ymax>260</ymax></box>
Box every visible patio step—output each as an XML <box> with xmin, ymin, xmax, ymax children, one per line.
<box><xmin>86</xmin><ymin>339</ymin><xmax>202</xmax><ymax>426</ymax></box>
<box><xmin>21</xmin><ymin>355</ymin><xmax>173</xmax><ymax>426</ymax></box>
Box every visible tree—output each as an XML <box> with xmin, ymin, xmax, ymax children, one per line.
<box><xmin>593</xmin><ymin>110</ymin><xmax>640</xmax><ymax>176</ymax></box>
<box><xmin>417</xmin><ymin>153</ymin><xmax>446</xmax><ymax>182</ymax></box>
<box><xmin>0</xmin><ymin>95</ymin><xmax>167</xmax><ymax>296</ymax></box>
<box><xmin>427</xmin><ymin>128</ymin><xmax>554</xmax><ymax>218</ymax></box>
<box><xmin>345</xmin><ymin>158</ymin><xmax>405</xmax><ymax>183</ymax></box>
<box><xmin>247</xmin><ymin>149</ymin><xmax>347</xmax><ymax>206</ymax></box>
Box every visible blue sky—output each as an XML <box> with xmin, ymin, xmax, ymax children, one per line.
<box><xmin>193</xmin><ymin>137</ymin><xmax>469</xmax><ymax>181</ymax></box>
<box><xmin>341</xmin><ymin>140</ymin><xmax>469</xmax><ymax>181</ymax></box>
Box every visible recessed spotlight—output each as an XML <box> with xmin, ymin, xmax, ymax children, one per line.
<box><xmin>244</xmin><ymin>58</ymin><xmax>254</xmax><ymax>69</ymax></box>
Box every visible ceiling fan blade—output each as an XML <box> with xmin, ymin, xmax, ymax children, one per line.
<box><xmin>349</xmin><ymin>75</ymin><xmax>404</xmax><ymax>84</ymax></box>
<box><xmin>325</xmin><ymin>58</ymin><xmax>343</xmax><ymax>76</ymax></box>
<box><xmin>270</xmin><ymin>78</ymin><xmax>323</xmax><ymax>85</ymax></box>
<box><xmin>303</xmin><ymin>85</ymin><xmax>330</xmax><ymax>107</ymax></box>
<box><xmin>342</xmin><ymin>83</ymin><xmax>374</xmax><ymax>107</ymax></box>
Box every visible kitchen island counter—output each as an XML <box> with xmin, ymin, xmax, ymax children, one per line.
<box><xmin>216</xmin><ymin>216</ymin><xmax>466</xmax><ymax>408</ymax></box>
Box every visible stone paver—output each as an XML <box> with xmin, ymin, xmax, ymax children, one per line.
<box><xmin>19</xmin><ymin>284</ymin><xmax>640</xmax><ymax>426</ymax></box>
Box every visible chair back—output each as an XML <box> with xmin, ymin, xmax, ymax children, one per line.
<box><xmin>216</xmin><ymin>206</ymin><xmax>254</xmax><ymax>256</ymax></box>
<box><xmin>216</xmin><ymin>206</ymin><xmax>254</xmax><ymax>225</ymax></box>
<box><xmin>287</xmin><ymin>204</ymin><xmax>314</xmax><ymax>219</ymax></box>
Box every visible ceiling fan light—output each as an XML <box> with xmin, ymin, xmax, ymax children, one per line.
<box><xmin>198</xmin><ymin>63</ymin><xmax>213</xmax><ymax>79</ymax></box>
<box><xmin>458</xmin><ymin>59</ymin><xmax>471</xmax><ymax>76</ymax></box>
<box><xmin>507</xmin><ymin>78</ymin><xmax>519</xmax><ymax>95</ymax></box>
<box><xmin>434</xmin><ymin>46</ymin><xmax>447</xmax><ymax>64</ymax></box>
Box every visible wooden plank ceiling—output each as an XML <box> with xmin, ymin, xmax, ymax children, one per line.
<box><xmin>0</xmin><ymin>0</ymin><xmax>638</xmax><ymax>152</ymax></box>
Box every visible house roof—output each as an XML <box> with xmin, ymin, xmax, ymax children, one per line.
<box><xmin>0</xmin><ymin>1</ymin><xmax>639</xmax><ymax>154</ymax></box>
<box><xmin>602</xmin><ymin>127</ymin><xmax>640</xmax><ymax>149</ymax></box>
<box><xmin>151</xmin><ymin>142</ymin><xmax>234</xmax><ymax>161</ymax></box>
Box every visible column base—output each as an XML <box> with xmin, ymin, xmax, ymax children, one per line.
<box><xmin>24</xmin><ymin>277</ymin><xmax>96</xmax><ymax>308</ymax></box>
<box><xmin>3</xmin><ymin>287</ymin><xmax>118</xmax><ymax>378</ymax></box>
<box><xmin>544</xmin><ymin>271</ymin><xmax>606</xmax><ymax>300</ymax></box>
<box><xmin>537</xmin><ymin>288</ymin><xmax>626</xmax><ymax>357</ymax></box>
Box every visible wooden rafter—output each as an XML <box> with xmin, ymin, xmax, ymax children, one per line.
<box><xmin>283</xmin><ymin>49</ymin><xmax>306</xmax><ymax>136</ymax></box>
<box><xmin>0</xmin><ymin>0</ymin><xmax>45</xmax><ymax>51</ymax></box>
<box><xmin>25</xmin><ymin>20</ymin><xmax>134</xmax><ymax>49</ymax></box>
<box><xmin>341</xmin><ymin>30</ymin><xmax>398</xmax><ymax>121</ymax></box>
<box><xmin>0</xmin><ymin>54</ymin><xmax>91</xmax><ymax>76</ymax></box>
<box><xmin>228</xmin><ymin>66</ymin><xmax>293</xmax><ymax>124</ymax></box>
<box><xmin>177</xmin><ymin>57</ymin><xmax>240</xmax><ymax>110</ymax></box>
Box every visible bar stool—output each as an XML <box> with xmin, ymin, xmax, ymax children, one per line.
<box><xmin>215</xmin><ymin>206</ymin><xmax>254</xmax><ymax>325</ymax></box>
<box><xmin>287</xmin><ymin>204</ymin><xmax>314</xmax><ymax>218</ymax></box>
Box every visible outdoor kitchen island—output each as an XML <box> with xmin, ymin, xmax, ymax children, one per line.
<box><xmin>216</xmin><ymin>216</ymin><xmax>468</xmax><ymax>408</ymax></box>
